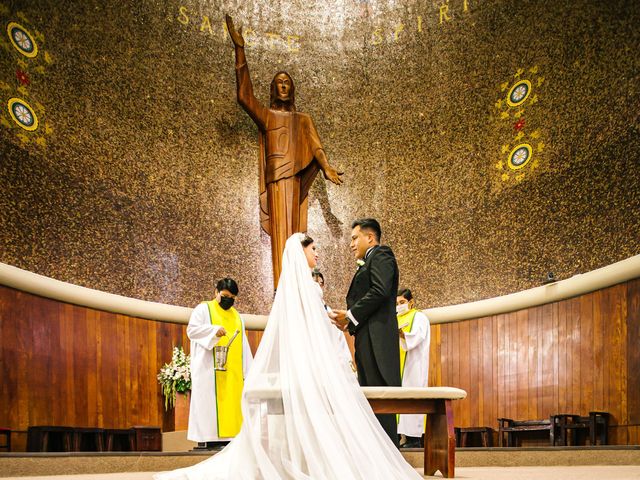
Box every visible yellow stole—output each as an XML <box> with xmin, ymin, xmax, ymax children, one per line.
<box><xmin>397</xmin><ymin>308</ymin><xmax>419</xmax><ymax>426</ymax></box>
<box><xmin>206</xmin><ymin>300</ymin><xmax>244</xmax><ymax>438</ymax></box>
<box><xmin>398</xmin><ymin>308</ymin><xmax>418</xmax><ymax>380</ymax></box>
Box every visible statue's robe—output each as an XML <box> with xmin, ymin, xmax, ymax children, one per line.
<box><xmin>235</xmin><ymin>59</ymin><xmax>323</xmax><ymax>287</ymax></box>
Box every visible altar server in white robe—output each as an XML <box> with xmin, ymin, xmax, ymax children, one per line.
<box><xmin>396</xmin><ymin>288</ymin><xmax>431</xmax><ymax>448</ymax></box>
<box><xmin>187</xmin><ymin>277</ymin><xmax>253</xmax><ymax>447</ymax></box>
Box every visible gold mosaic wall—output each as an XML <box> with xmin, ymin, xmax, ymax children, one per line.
<box><xmin>1</xmin><ymin>0</ymin><xmax>639</xmax><ymax>313</ymax></box>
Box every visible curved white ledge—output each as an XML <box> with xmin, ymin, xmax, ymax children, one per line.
<box><xmin>425</xmin><ymin>254</ymin><xmax>640</xmax><ymax>324</ymax></box>
<box><xmin>1</xmin><ymin>255</ymin><xmax>638</xmax><ymax>328</ymax></box>
<box><xmin>0</xmin><ymin>262</ymin><xmax>268</xmax><ymax>329</ymax></box>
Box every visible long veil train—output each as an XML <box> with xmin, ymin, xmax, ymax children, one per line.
<box><xmin>155</xmin><ymin>233</ymin><xmax>422</xmax><ymax>479</ymax></box>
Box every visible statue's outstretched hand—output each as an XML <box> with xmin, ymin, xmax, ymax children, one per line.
<box><xmin>324</xmin><ymin>166</ymin><xmax>344</xmax><ymax>185</ymax></box>
<box><xmin>225</xmin><ymin>14</ymin><xmax>244</xmax><ymax>48</ymax></box>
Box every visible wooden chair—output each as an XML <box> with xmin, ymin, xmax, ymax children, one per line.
<box><xmin>498</xmin><ymin>417</ymin><xmax>562</xmax><ymax>447</ymax></box>
<box><xmin>0</xmin><ymin>428</ymin><xmax>11</xmax><ymax>452</ymax></box>
<box><xmin>132</xmin><ymin>426</ymin><xmax>162</xmax><ymax>451</ymax></box>
<box><xmin>556</xmin><ymin>412</ymin><xmax>610</xmax><ymax>446</ymax></box>
<box><xmin>455</xmin><ymin>426</ymin><xmax>494</xmax><ymax>447</ymax></box>
<box><xmin>27</xmin><ymin>426</ymin><xmax>74</xmax><ymax>452</ymax></box>
<box><xmin>105</xmin><ymin>428</ymin><xmax>136</xmax><ymax>451</ymax></box>
<box><xmin>72</xmin><ymin>427</ymin><xmax>105</xmax><ymax>451</ymax></box>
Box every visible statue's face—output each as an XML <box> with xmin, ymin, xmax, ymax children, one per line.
<box><xmin>274</xmin><ymin>73</ymin><xmax>292</xmax><ymax>102</ymax></box>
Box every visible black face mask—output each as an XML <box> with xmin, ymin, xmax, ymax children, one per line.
<box><xmin>219</xmin><ymin>296</ymin><xmax>235</xmax><ymax>310</ymax></box>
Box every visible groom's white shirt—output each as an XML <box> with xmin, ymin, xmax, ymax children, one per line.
<box><xmin>346</xmin><ymin>246</ymin><xmax>376</xmax><ymax>326</ymax></box>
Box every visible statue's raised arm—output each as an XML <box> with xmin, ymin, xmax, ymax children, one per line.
<box><xmin>225</xmin><ymin>15</ymin><xmax>244</xmax><ymax>48</ymax></box>
<box><xmin>226</xmin><ymin>14</ymin><xmax>267</xmax><ymax>129</ymax></box>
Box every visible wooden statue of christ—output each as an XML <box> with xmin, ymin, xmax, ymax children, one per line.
<box><xmin>226</xmin><ymin>15</ymin><xmax>344</xmax><ymax>288</ymax></box>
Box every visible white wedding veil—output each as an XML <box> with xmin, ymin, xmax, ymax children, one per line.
<box><xmin>155</xmin><ymin>233</ymin><xmax>421</xmax><ymax>479</ymax></box>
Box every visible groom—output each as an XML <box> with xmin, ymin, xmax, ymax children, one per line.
<box><xmin>332</xmin><ymin>218</ymin><xmax>401</xmax><ymax>447</ymax></box>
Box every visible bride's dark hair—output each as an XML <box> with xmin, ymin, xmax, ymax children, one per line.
<box><xmin>300</xmin><ymin>234</ymin><xmax>314</xmax><ymax>248</ymax></box>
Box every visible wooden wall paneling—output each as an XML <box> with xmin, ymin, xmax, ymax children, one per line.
<box><xmin>5</xmin><ymin>289</ymin><xmax>22</xmax><ymax>430</ymax></box>
<box><xmin>114</xmin><ymin>314</ymin><xmax>124</xmax><ymax>427</ymax></box>
<box><xmin>496</xmin><ymin>314</ymin><xmax>505</xmax><ymax>422</ymax></box>
<box><xmin>479</xmin><ymin>318</ymin><xmax>490</xmax><ymax>427</ymax></box>
<box><xmin>102</xmin><ymin>311</ymin><xmax>119</xmax><ymax>428</ymax></box>
<box><xmin>537</xmin><ymin>306</ymin><xmax>545</xmax><ymax>420</ymax></box>
<box><xmin>86</xmin><ymin>308</ymin><xmax>98</xmax><ymax>427</ymax></box>
<box><xmin>130</xmin><ymin>315</ymin><xmax>138</xmax><ymax>424</ymax></box>
<box><xmin>592</xmin><ymin>289</ymin><xmax>605</xmax><ymax>412</ymax></box>
<box><xmin>452</xmin><ymin>322</ymin><xmax>461</xmax><ymax>409</ymax></box>
<box><xmin>1</xmin><ymin>278</ymin><xmax>639</xmax><ymax>447</ymax></box>
<box><xmin>124</xmin><ymin>315</ymin><xmax>133</xmax><ymax>426</ymax></box>
<box><xmin>27</xmin><ymin>293</ymin><xmax>40</xmax><ymax>427</ymax></box>
<box><xmin>60</xmin><ymin>303</ymin><xmax>71</xmax><ymax>425</ymax></box>
<box><xmin>131</xmin><ymin>315</ymin><xmax>141</xmax><ymax>425</ymax></box>
<box><xmin>516</xmin><ymin>309</ymin><xmax>529</xmax><ymax>420</ymax></box>
<box><xmin>527</xmin><ymin>307</ymin><xmax>539</xmax><ymax>420</ymax></box>
<box><xmin>474</xmin><ymin>317</ymin><xmax>484</xmax><ymax>426</ymax></box>
<box><xmin>504</xmin><ymin>312</ymin><xmax>513</xmax><ymax>419</ymax></box>
<box><xmin>579</xmin><ymin>293</ymin><xmax>593</xmax><ymax>416</ymax></box>
<box><xmin>430</xmin><ymin>323</ymin><xmax>441</xmax><ymax>387</ymax></box>
<box><xmin>245</xmin><ymin>331</ymin><xmax>258</xmax><ymax>357</ymax></box>
<box><xmin>440</xmin><ymin>323</ymin><xmax>449</xmax><ymax>410</ymax></box>
<box><xmin>28</xmin><ymin>291</ymin><xmax>47</xmax><ymax>427</ymax></box>
<box><xmin>501</xmin><ymin>313</ymin><xmax>509</xmax><ymax>419</ymax></box>
<box><xmin>627</xmin><ymin>279</ymin><xmax>640</xmax><ymax>443</ymax></box>
<box><xmin>617</xmin><ymin>286</ymin><xmax>628</xmax><ymax>446</ymax></box>
<box><xmin>146</xmin><ymin>316</ymin><xmax>158</xmax><ymax>427</ymax></box>
<box><xmin>459</xmin><ymin>319</ymin><xmax>471</xmax><ymax>426</ymax></box>
<box><xmin>491</xmin><ymin>314</ymin><xmax>498</xmax><ymax>427</ymax></box>
<box><xmin>159</xmin><ymin>321</ymin><xmax>175</xmax><ymax>433</ymax></box>
<box><xmin>73</xmin><ymin>304</ymin><xmax>88</xmax><ymax>426</ymax></box>
<box><xmin>569</xmin><ymin>297</ymin><xmax>582</xmax><ymax>416</ymax></box>
<box><xmin>552</xmin><ymin>302</ymin><xmax>559</xmax><ymax>416</ymax></box>
<box><xmin>0</xmin><ymin>288</ymin><xmax>8</xmax><ymax>429</ymax></box>
<box><xmin>557</xmin><ymin>299</ymin><xmax>567</xmax><ymax>415</ymax></box>
<box><xmin>608</xmin><ymin>284</ymin><xmax>627</xmax><ymax>443</ymax></box>
<box><xmin>541</xmin><ymin>303</ymin><xmax>554</xmax><ymax>418</ymax></box>
<box><xmin>439</xmin><ymin>324</ymin><xmax>449</xmax><ymax>415</ymax></box>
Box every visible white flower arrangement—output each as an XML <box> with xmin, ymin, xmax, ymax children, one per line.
<box><xmin>157</xmin><ymin>346</ymin><xmax>191</xmax><ymax>410</ymax></box>
<box><xmin>356</xmin><ymin>259</ymin><xmax>366</xmax><ymax>267</ymax></box>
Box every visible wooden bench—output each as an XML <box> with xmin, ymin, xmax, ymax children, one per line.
<box><xmin>498</xmin><ymin>417</ymin><xmax>561</xmax><ymax>447</ymax></box>
<box><xmin>27</xmin><ymin>426</ymin><xmax>74</xmax><ymax>452</ymax></box>
<box><xmin>554</xmin><ymin>411</ymin><xmax>610</xmax><ymax>446</ymax></box>
<box><xmin>455</xmin><ymin>426</ymin><xmax>494</xmax><ymax>447</ymax></box>
<box><xmin>245</xmin><ymin>384</ymin><xmax>467</xmax><ymax>478</ymax></box>
<box><xmin>0</xmin><ymin>428</ymin><xmax>10</xmax><ymax>452</ymax></box>
<box><xmin>363</xmin><ymin>387</ymin><xmax>466</xmax><ymax>477</ymax></box>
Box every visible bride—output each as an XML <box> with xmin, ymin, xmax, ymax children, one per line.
<box><xmin>155</xmin><ymin>233</ymin><xmax>422</xmax><ymax>479</ymax></box>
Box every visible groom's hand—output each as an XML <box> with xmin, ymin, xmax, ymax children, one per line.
<box><xmin>332</xmin><ymin>310</ymin><xmax>349</xmax><ymax>331</ymax></box>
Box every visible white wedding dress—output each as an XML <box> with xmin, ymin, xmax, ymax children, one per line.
<box><xmin>155</xmin><ymin>233</ymin><xmax>422</xmax><ymax>480</ymax></box>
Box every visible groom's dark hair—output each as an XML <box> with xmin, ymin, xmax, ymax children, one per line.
<box><xmin>352</xmin><ymin>218</ymin><xmax>381</xmax><ymax>242</ymax></box>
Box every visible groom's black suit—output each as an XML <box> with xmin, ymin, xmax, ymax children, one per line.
<box><xmin>346</xmin><ymin>244</ymin><xmax>401</xmax><ymax>446</ymax></box>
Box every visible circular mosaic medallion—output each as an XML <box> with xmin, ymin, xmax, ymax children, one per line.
<box><xmin>507</xmin><ymin>80</ymin><xmax>531</xmax><ymax>107</ymax></box>
<box><xmin>7</xmin><ymin>98</ymin><xmax>39</xmax><ymax>131</ymax></box>
<box><xmin>7</xmin><ymin>22</ymin><xmax>38</xmax><ymax>58</ymax></box>
<box><xmin>508</xmin><ymin>143</ymin><xmax>533</xmax><ymax>170</ymax></box>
